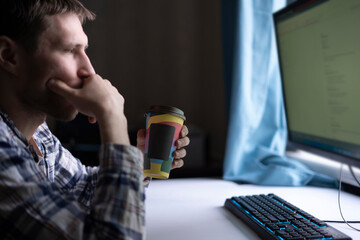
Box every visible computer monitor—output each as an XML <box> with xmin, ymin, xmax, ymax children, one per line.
<box><xmin>274</xmin><ymin>0</ymin><xmax>360</xmax><ymax>181</ymax></box>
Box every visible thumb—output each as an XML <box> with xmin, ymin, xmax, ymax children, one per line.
<box><xmin>136</xmin><ymin>129</ymin><xmax>146</xmax><ymax>153</ymax></box>
<box><xmin>137</xmin><ymin>129</ymin><xmax>146</xmax><ymax>143</ymax></box>
<box><xmin>88</xmin><ymin>116</ymin><xmax>97</xmax><ymax>124</ymax></box>
<box><xmin>47</xmin><ymin>79</ymin><xmax>77</xmax><ymax>97</ymax></box>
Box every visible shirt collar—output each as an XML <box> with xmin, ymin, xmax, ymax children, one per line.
<box><xmin>0</xmin><ymin>108</ymin><xmax>29</xmax><ymax>146</ymax></box>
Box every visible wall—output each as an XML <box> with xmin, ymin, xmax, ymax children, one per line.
<box><xmin>81</xmin><ymin>0</ymin><xmax>226</xmax><ymax>173</ymax></box>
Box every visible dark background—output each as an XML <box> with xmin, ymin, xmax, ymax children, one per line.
<box><xmin>54</xmin><ymin>0</ymin><xmax>227</xmax><ymax>178</ymax></box>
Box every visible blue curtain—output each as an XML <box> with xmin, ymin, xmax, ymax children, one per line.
<box><xmin>221</xmin><ymin>0</ymin><xmax>337</xmax><ymax>187</ymax></box>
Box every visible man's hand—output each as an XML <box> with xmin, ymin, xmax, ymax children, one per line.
<box><xmin>137</xmin><ymin>125</ymin><xmax>190</xmax><ymax>169</ymax></box>
<box><xmin>47</xmin><ymin>75</ymin><xmax>130</xmax><ymax>145</ymax></box>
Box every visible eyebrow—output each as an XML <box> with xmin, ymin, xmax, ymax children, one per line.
<box><xmin>75</xmin><ymin>43</ymin><xmax>89</xmax><ymax>49</ymax></box>
<box><xmin>64</xmin><ymin>43</ymin><xmax>89</xmax><ymax>50</ymax></box>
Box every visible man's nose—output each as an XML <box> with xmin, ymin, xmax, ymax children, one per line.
<box><xmin>77</xmin><ymin>53</ymin><xmax>95</xmax><ymax>78</ymax></box>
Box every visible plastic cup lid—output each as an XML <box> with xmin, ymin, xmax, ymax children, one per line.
<box><xmin>147</xmin><ymin>105</ymin><xmax>186</xmax><ymax>120</ymax></box>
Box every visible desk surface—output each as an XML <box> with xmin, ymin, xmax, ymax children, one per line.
<box><xmin>145</xmin><ymin>178</ymin><xmax>360</xmax><ymax>240</ymax></box>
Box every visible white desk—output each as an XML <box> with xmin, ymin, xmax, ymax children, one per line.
<box><xmin>145</xmin><ymin>178</ymin><xmax>360</xmax><ymax>240</ymax></box>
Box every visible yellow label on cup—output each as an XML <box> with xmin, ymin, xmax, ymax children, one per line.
<box><xmin>146</xmin><ymin>114</ymin><xmax>184</xmax><ymax>129</ymax></box>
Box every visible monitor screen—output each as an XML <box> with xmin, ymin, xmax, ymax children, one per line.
<box><xmin>274</xmin><ymin>0</ymin><xmax>360</xmax><ymax>169</ymax></box>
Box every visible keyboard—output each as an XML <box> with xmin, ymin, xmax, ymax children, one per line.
<box><xmin>224</xmin><ymin>193</ymin><xmax>351</xmax><ymax>240</ymax></box>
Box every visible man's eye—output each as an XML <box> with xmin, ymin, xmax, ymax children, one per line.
<box><xmin>64</xmin><ymin>49</ymin><xmax>74</xmax><ymax>53</ymax></box>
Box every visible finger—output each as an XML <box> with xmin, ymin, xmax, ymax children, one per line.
<box><xmin>173</xmin><ymin>148</ymin><xmax>186</xmax><ymax>159</ymax></box>
<box><xmin>180</xmin><ymin>125</ymin><xmax>189</xmax><ymax>138</ymax></box>
<box><xmin>176</xmin><ymin>136</ymin><xmax>190</xmax><ymax>149</ymax></box>
<box><xmin>47</xmin><ymin>79</ymin><xmax>77</xmax><ymax>97</ymax></box>
<box><xmin>171</xmin><ymin>159</ymin><xmax>184</xmax><ymax>169</ymax></box>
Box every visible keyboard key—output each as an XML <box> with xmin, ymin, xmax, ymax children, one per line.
<box><xmin>311</xmin><ymin>217</ymin><xmax>327</xmax><ymax>227</ymax></box>
<box><xmin>307</xmin><ymin>235</ymin><xmax>325</xmax><ymax>239</ymax></box>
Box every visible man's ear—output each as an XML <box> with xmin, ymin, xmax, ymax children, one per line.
<box><xmin>0</xmin><ymin>36</ymin><xmax>18</xmax><ymax>74</ymax></box>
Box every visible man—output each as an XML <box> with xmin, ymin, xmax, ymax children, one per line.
<box><xmin>0</xmin><ymin>0</ymin><xmax>189</xmax><ymax>239</ymax></box>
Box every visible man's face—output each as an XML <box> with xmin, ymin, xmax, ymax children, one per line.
<box><xmin>16</xmin><ymin>13</ymin><xmax>95</xmax><ymax>121</ymax></box>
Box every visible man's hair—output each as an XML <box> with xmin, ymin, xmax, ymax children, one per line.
<box><xmin>0</xmin><ymin>0</ymin><xmax>95</xmax><ymax>52</ymax></box>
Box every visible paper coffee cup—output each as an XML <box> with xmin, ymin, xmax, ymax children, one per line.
<box><xmin>144</xmin><ymin>106</ymin><xmax>186</xmax><ymax>179</ymax></box>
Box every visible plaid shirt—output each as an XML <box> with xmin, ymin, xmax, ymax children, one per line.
<box><xmin>0</xmin><ymin>111</ymin><xmax>145</xmax><ymax>240</ymax></box>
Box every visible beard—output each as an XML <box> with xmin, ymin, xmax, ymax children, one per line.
<box><xmin>43</xmin><ymin>94</ymin><xmax>79</xmax><ymax>122</ymax></box>
<box><xmin>19</xmin><ymin>87</ymin><xmax>79</xmax><ymax>122</ymax></box>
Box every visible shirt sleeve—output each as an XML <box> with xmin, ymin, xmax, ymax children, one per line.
<box><xmin>0</xmin><ymin>138</ymin><xmax>146</xmax><ymax>239</ymax></box>
<box><xmin>43</xmin><ymin>125</ymin><xmax>149</xmax><ymax>208</ymax></box>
